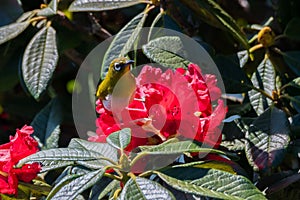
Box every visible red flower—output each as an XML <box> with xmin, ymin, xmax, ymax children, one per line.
<box><xmin>0</xmin><ymin>125</ymin><xmax>40</xmax><ymax>195</ymax></box>
<box><xmin>91</xmin><ymin>63</ymin><xmax>227</xmax><ymax>151</ymax></box>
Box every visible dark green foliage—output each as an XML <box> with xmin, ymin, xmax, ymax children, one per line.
<box><xmin>1</xmin><ymin>0</ymin><xmax>300</xmax><ymax>199</ymax></box>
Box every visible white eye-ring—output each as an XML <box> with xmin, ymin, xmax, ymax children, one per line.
<box><xmin>114</xmin><ymin>62</ymin><xmax>122</xmax><ymax>71</ymax></box>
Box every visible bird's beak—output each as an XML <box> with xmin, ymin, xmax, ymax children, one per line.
<box><xmin>125</xmin><ymin>60</ymin><xmax>135</xmax><ymax>65</ymax></box>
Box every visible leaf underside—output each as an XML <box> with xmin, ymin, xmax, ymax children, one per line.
<box><xmin>22</xmin><ymin>26</ymin><xmax>58</xmax><ymax>99</ymax></box>
<box><xmin>157</xmin><ymin>168</ymin><xmax>266</xmax><ymax>200</ymax></box>
<box><xmin>248</xmin><ymin>58</ymin><xmax>275</xmax><ymax>115</ymax></box>
<box><xmin>245</xmin><ymin>107</ymin><xmax>290</xmax><ymax>172</ymax></box>
<box><xmin>69</xmin><ymin>0</ymin><xmax>145</xmax><ymax>12</ymax></box>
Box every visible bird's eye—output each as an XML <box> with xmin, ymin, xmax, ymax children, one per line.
<box><xmin>114</xmin><ymin>63</ymin><xmax>122</xmax><ymax>71</ymax></box>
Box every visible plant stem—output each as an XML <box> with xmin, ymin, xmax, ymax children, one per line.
<box><xmin>104</xmin><ymin>173</ymin><xmax>122</xmax><ymax>181</ymax></box>
<box><xmin>29</xmin><ymin>16</ymin><xmax>47</xmax><ymax>23</ymax></box>
<box><xmin>139</xmin><ymin>170</ymin><xmax>153</xmax><ymax>177</ymax></box>
<box><xmin>246</xmin><ymin>83</ymin><xmax>274</xmax><ymax>100</ymax></box>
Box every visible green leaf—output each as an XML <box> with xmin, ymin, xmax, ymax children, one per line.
<box><xmin>18</xmin><ymin>181</ymin><xmax>51</xmax><ymax>196</ymax></box>
<box><xmin>22</xmin><ymin>26</ymin><xmax>58</xmax><ymax>99</ymax></box>
<box><xmin>69</xmin><ymin>0</ymin><xmax>146</xmax><ymax>12</ymax></box>
<box><xmin>68</xmin><ymin>138</ymin><xmax>118</xmax><ymax>162</ymax></box>
<box><xmin>51</xmin><ymin>169</ymin><xmax>105</xmax><ymax>200</ymax></box>
<box><xmin>46</xmin><ymin>174</ymin><xmax>82</xmax><ymax>200</ymax></box>
<box><xmin>108</xmin><ymin>185</ymin><xmax>121</xmax><ymax>200</ymax></box>
<box><xmin>16</xmin><ymin>11</ymin><xmax>36</xmax><ymax>22</ymax></box>
<box><xmin>214</xmin><ymin>54</ymin><xmax>252</xmax><ymax>93</ymax></box>
<box><xmin>186</xmin><ymin>160</ymin><xmax>237</xmax><ymax>174</ymax></box>
<box><xmin>37</xmin><ymin>0</ymin><xmax>58</xmax><ymax>17</ymax></box>
<box><xmin>221</xmin><ymin>139</ymin><xmax>246</xmax><ymax>151</ymax></box>
<box><xmin>248</xmin><ymin>58</ymin><xmax>275</xmax><ymax>115</ymax></box>
<box><xmin>240</xmin><ymin>48</ymin><xmax>266</xmax><ymax>77</ymax></box>
<box><xmin>57</xmin><ymin>166</ymin><xmax>91</xmax><ymax>181</ymax></box>
<box><xmin>101</xmin><ymin>10</ymin><xmax>147</xmax><ymax>79</ymax></box>
<box><xmin>46</xmin><ymin>125</ymin><xmax>60</xmax><ymax>149</ymax></box>
<box><xmin>142</xmin><ymin>36</ymin><xmax>191</xmax><ymax>69</ymax></box>
<box><xmin>100</xmin><ymin>180</ymin><xmax>120</xmax><ymax>199</ymax></box>
<box><xmin>237</xmin><ymin>50</ymin><xmax>249</xmax><ymax>68</ymax></box>
<box><xmin>146</xmin><ymin>13</ymin><xmax>182</xmax><ymax>48</ymax></box>
<box><xmin>286</xmin><ymin>77</ymin><xmax>300</xmax><ymax>89</ymax></box>
<box><xmin>147</xmin><ymin>11</ymin><xmax>164</xmax><ymax>42</ymax></box>
<box><xmin>139</xmin><ymin>140</ymin><xmax>225</xmax><ymax>155</ymax></box>
<box><xmin>89</xmin><ymin>177</ymin><xmax>114</xmax><ymax>200</ymax></box>
<box><xmin>120</xmin><ymin>177</ymin><xmax>175</xmax><ymax>200</ymax></box>
<box><xmin>39</xmin><ymin>160</ymin><xmax>75</xmax><ymax>172</ymax></box>
<box><xmin>284</xmin><ymin>17</ymin><xmax>300</xmax><ymax>41</ymax></box>
<box><xmin>179</xmin><ymin>0</ymin><xmax>249</xmax><ymax>49</ymax></box>
<box><xmin>131</xmin><ymin>140</ymin><xmax>226</xmax><ymax>172</ymax></box>
<box><xmin>161</xmin><ymin>164</ymin><xmax>223</xmax><ymax>180</ymax></box>
<box><xmin>106</xmin><ymin>128</ymin><xmax>131</xmax><ymax>150</ymax></box>
<box><xmin>282</xmin><ymin>51</ymin><xmax>300</xmax><ymax>76</ymax></box>
<box><xmin>221</xmin><ymin>119</ymin><xmax>248</xmax><ymax>151</ymax></box>
<box><xmin>31</xmin><ymin>98</ymin><xmax>62</xmax><ymax>149</ymax></box>
<box><xmin>137</xmin><ymin>138</ymin><xmax>179</xmax><ymax>151</ymax></box>
<box><xmin>0</xmin><ymin>21</ymin><xmax>30</xmax><ymax>45</ymax></box>
<box><xmin>267</xmin><ymin>49</ymin><xmax>296</xmax><ymax>80</ymax></box>
<box><xmin>172</xmin><ymin>161</ymin><xmax>206</xmax><ymax>168</ymax></box>
<box><xmin>1</xmin><ymin>188</ymin><xmax>28</xmax><ymax>199</ymax></box>
<box><xmin>77</xmin><ymin>159</ymin><xmax>116</xmax><ymax>170</ymax></box>
<box><xmin>245</xmin><ymin>107</ymin><xmax>290</xmax><ymax>172</ymax></box>
<box><xmin>99</xmin><ymin>180</ymin><xmax>120</xmax><ymax>199</ymax></box>
<box><xmin>17</xmin><ymin>147</ymin><xmax>112</xmax><ymax>168</ymax></box>
<box><xmin>156</xmin><ymin>168</ymin><xmax>266</xmax><ymax>200</ymax></box>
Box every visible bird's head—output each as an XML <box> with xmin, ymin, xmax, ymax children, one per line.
<box><xmin>96</xmin><ymin>57</ymin><xmax>135</xmax><ymax>100</ymax></box>
<box><xmin>109</xmin><ymin>57</ymin><xmax>134</xmax><ymax>75</ymax></box>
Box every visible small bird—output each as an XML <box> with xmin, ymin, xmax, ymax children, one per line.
<box><xmin>96</xmin><ymin>57</ymin><xmax>166</xmax><ymax>141</ymax></box>
<box><xmin>96</xmin><ymin>57</ymin><xmax>136</xmax><ymax>113</ymax></box>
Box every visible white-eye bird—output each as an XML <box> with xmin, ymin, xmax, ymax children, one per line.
<box><xmin>96</xmin><ymin>57</ymin><xmax>136</xmax><ymax>114</ymax></box>
<box><xmin>96</xmin><ymin>57</ymin><xmax>166</xmax><ymax>141</ymax></box>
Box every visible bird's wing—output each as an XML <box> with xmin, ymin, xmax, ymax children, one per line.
<box><xmin>102</xmin><ymin>94</ymin><xmax>112</xmax><ymax>111</ymax></box>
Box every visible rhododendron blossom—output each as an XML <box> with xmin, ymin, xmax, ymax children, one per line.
<box><xmin>90</xmin><ymin>63</ymin><xmax>227</xmax><ymax>151</ymax></box>
<box><xmin>0</xmin><ymin>125</ymin><xmax>40</xmax><ymax>195</ymax></box>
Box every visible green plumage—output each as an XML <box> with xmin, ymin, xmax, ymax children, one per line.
<box><xmin>96</xmin><ymin>57</ymin><xmax>136</xmax><ymax>101</ymax></box>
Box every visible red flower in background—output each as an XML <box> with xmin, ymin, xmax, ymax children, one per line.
<box><xmin>0</xmin><ymin>125</ymin><xmax>40</xmax><ymax>195</ymax></box>
<box><xmin>90</xmin><ymin>63</ymin><xmax>227</xmax><ymax>151</ymax></box>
